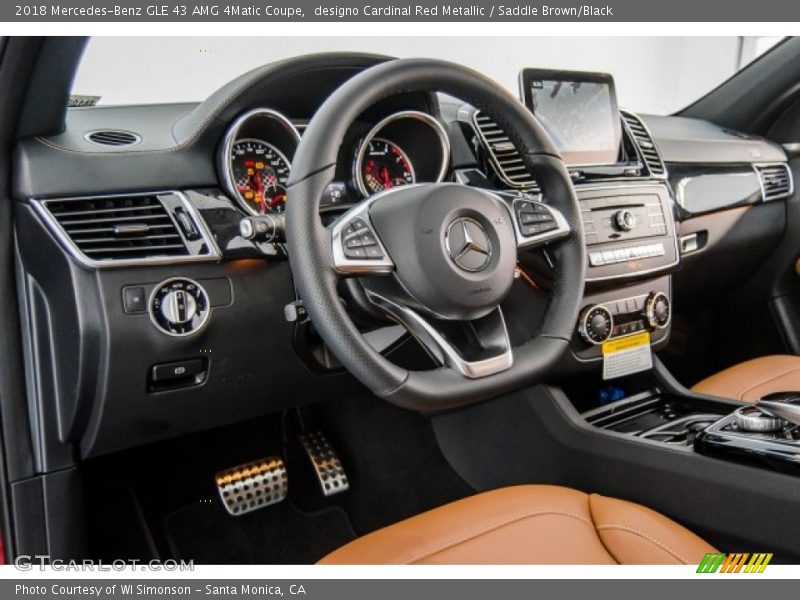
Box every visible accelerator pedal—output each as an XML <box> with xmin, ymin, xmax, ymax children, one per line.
<box><xmin>215</xmin><ymin>456</ymin><xmax>288</xmax><ymax>516</ymax></box>
<box><xmin>299</xmin><ymin>431</ymin><xmax>350</xmax><ymax>497</ymax></box>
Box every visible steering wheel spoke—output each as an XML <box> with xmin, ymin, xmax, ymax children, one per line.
<box><xmin>509</xmin><ymin>195</ymin><xmax>571</xmax><ymax>249</ymax></box>
<box><xmin>330</xmin><ymin>201</ymin><xmax>395</xmax><ymax>276</ymax></box>
<box><xmin>365</xmin><ymin>290</ymin><xmax>513</xmax><ymax>379</ymax></box>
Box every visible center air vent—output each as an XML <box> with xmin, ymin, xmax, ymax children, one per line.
<box><xmin>755</xmin><ymin>164</ymin><xmax>794</xmax><ymax>201</ymax></box>
<box><xmin>84</xmin><ymin>129</ymin><xmax>142</xmax><ymax>147</ymax></box>
<box><xmin>472</xmin><ymin>111</ymin><xmax>540</xmax><ymax>192</ymax></box>
<box><xmin>621</xmin><ymin>110</ymin><xmax>666</xmax><ymax>177</ymax></box>
<box><xmin>40</xmin><ymin>194</ymin><xmax>193</xmax><ymax>263</ymax></box>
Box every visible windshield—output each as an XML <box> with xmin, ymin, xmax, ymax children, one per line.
<box><xmin>73</xmin><ymin>36</ymin><xmax>784</xmax><ymax>114</ymax></box>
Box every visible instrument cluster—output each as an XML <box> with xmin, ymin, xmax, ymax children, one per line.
<box><xmin>219</xmin><ymin>108</ymin><xmax>450</xmax><ymax>215</ymax></box>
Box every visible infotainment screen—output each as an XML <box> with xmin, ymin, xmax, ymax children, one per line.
<box><xmin>519</xmin><ymin>69</ymin><xmax>622</xmax><ymax>166</ymax></box>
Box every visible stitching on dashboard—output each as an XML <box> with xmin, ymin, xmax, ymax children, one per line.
<box><xmin>401</xmin><ymin>509</ymin><xmax>593</xmax><ymax>564</ymax></box>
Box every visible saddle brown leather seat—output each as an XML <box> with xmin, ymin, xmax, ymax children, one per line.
<box><xmin>319</xmin><ymin>485</ymin><xmax>715</xmax><ymax>564</ymax></box>
<box><xmin>692</xmin><ymin>355</ymin><xmax>800</xmax><ymax>402</ymax></box>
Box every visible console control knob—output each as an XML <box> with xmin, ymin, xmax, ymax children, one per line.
<box><xmin>646</xmin><ymin>292</ymin><xmax>671</xmax><ymax>329</ymax></box>
<box><xmin>149</xmin><ymin>278</ymin><xmax>210</xmax><ymax>336</ymax></box>
<box><xmin>578</xmin><ymin>304</ymin><xmax>614</xmax><ymax>345</ymax></box>
<box><xmin>614</xmin><ymin>209</ymin><xmax>637</xmax><ymax>232</ymax></box>
<box><xmin>734</xmin><ymin>406</ymin><xmax>784</xmax><ymax>433</ymax></box>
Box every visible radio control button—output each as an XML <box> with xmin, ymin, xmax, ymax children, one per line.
<box><xmin>614</xmin><ymin>209</ymin><xmax>637</xmax><ymax>232</ymax></box>
<box><xmin>589</xmin><ymin>252</ymin><xmax>605</xmax><ymax>266</ymax></box>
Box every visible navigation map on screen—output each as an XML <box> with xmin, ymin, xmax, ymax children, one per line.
<box><xmin>521</xmin><ymin>71</ymin><xmax>621</xmax><ymax>166</ymax></box>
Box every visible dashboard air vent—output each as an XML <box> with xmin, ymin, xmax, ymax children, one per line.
<box><xmin>42</xmin><ymin>195</ymin><xmax>190</xmax><ymax>261</ymax></box>
<box><xmin>84</xmin><ymin>129</ymin><xmax>141</xmax><ymax>147</ymax></box>
<box><xmin>621</xmin><ymin>110</ymin><xmax>666</xmax><ymax>177</ymax></box>
<box><xmin>472</xmin><ymin>111</ymin><xmax>540</xmax><ymax>192</ymax></box>
<box><xmin>755</xmin><ymin>164</ymin><xmax>794</xmax><ymax>201</ymax></box>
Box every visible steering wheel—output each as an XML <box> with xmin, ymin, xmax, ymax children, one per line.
<box><xmin>285</xmin><ymin>59</ymin><xmax>586</xmax><ymax>411</ymax></box>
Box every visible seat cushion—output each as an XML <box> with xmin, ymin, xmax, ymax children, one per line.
<box><xmin>318</xmin><ymin>485</ymin><xmax>715</xmax><ymax>564</ymax></box>
<box><xmin>692</xmin><ymin>355</ymin><xmax>800</xmax><ymax>401</ymax></box>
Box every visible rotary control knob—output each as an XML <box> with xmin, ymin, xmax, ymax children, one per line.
<box><xmin>614</xmin><ymin>209</ymin><xmax>637</xmax><ymax>232</ymax></box>
<box><xmin>149</xmin><ymin>278</ymin><xmax>210</xmax><ymax>336</ymax></box>
<box><xmin>578</xmin><ymin>305</ymin><xmax>614</xmax><ymax>345</ymax></box>
<box><xmin>646</xmin><ymin>292</ymin><xmax>671</xmax><ymax>329</ymax></box>
<box><xmin>734</xmin><ymin>406</ymin><xmax>784</xmax><ymax>433</ymax></box>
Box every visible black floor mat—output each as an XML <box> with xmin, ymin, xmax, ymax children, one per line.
<box><xmin>315</xmin><ymin>392</ymin><xmax>475</xmax><ymax>535</ymax></box>
<box><xmin>164</xmin><ymin>499</ymin><xmax>356</xmax><ymax>564</ymax></box>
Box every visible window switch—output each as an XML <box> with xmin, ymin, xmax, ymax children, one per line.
<box><xmin>122</xmin><ymin>286</ymin><xmax>147</xmax><ymax>314</ymax></box>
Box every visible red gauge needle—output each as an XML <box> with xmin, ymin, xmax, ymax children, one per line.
<box><xmin>251</xmin><ymin>172</ymin><xmax>269</xmax><ymax>212</ymax></box>
<box><xmin>268</xmin><ymin>194</ymin><xmax>287</xmax><ymax>209</ymax></box>
<box><xmin>381</xmin><ymin>166</ymin><xmax>391</xmax><ymax>189</ymax></box>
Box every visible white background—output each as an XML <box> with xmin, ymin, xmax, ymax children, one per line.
<box><xmin>73</xmin><ymin>35</ymin><xmax>781</xmax><ymax>113</ymax></box>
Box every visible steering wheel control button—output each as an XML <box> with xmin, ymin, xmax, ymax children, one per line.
<box><xmin>579</xmin><ymin>305</ymin><xmax>614</xmax><ymax>345</ymax></box>
<box><xmin>515</xmin><ymin>200</ymin><xmax>558</xmax><ymax>237</ymax></box>
<box><xmin>645</xmin><ymin>292</ymin><xmax>671</xmax><ymax>329</ymax></box>
<box><xmin>341</xmin><ymin>218</ymin><xmax>384</xmax><ymax>260</ymax></box>
<box><xmin>149</xmin><ymin>278</ymin><xmax>210</xmax><ymax>336</ymax></box>
<box><xmin>445</xmin><ymin>217</ymin><xmax>492</xmax><ymax>272</ymax></box>
<box><xmin>122</xmin><ymin>286</ymin><xmax>147</xmax><ymax>314</ymax></box>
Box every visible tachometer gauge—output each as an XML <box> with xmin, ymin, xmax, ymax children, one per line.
<box><xmin>358</xmin><ymin>139</ymin><xmax>415</xmax><ymax>196</ymax></box>
<box><xmin>230</xmin><ymin>139</ymin><xmax>290</xmax><ymax>214</ymax></box>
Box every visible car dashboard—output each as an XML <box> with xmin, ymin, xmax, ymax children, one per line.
<box><xmin>11</xmin><ymin>52</ymin><xmax>794</xmax><ymax>466</ymax></box>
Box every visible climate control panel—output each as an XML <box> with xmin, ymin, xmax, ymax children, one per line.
<box><xmin>577</xmin><ymin>291</ymin><xmax>671</xmax><ymax>346</ymax></box>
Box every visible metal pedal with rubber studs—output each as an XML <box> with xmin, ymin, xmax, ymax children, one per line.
<box><xmin>299</xmin><ymin>431</ymin><xmax>349</xmax><ymax>497</ymax></box>
<box><xmin>215</xmin><ymin>456</ymin><xmax>288</xmax><ymax>516</ymax></box>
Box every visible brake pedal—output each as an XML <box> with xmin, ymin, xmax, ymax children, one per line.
<box><xmin>299</xmin><ymin>431</ymin><xmax>349</xmax><ymax>496</ymax></box>
<box><xmin>215</xmin><ymin>457</ymin><xmax>288</xmax><ymax>516</ymax></box>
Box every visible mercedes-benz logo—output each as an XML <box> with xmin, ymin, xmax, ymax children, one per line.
<box><xmin>445</xmin><ymin>217</ymin><xmax>492</xmax><ymax>272</ymax></box>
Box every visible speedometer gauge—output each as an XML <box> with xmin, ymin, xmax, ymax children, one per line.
<box><xmin>359</xmin><ymin>139</ymin><xmax>415</xmax><ymax>196</ymax></box>
<box><xmin>230</xmin><ymin>139</ymin><xmax>291</xmax><ymax>214</ymax></box>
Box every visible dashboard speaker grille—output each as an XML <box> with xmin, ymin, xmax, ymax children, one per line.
<box><xmin>755</xmin><ymin>164</ymin><xmax>794</xmax><ymax>201</ymax></box>
<box><xmin>42</xmin><ymin>195</ymin><xmax>190</xmax><ymax>261</ymax></box>
<box><xmin>84</xmin><ymin>129</ymin><xmax>141</xmax><ymax>147</ymax></box>
<box><xmin>621</xmin><ymin>110</ymin><xmax>666</xmax><ymax>177</ymax></box>
<box><xmin>472</xmin><ymin>111</ymin><xmax>540</xmax><ymax>192</ymax></box>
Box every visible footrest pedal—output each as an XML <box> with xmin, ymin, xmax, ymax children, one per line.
<box><xmin>299</xmin><ymin>431</ymin><xmax>349</xmax><ymax>496</ymax></box>
<box><xmin>215</xmin><ymin>456</ymin><xmax>288</xmax><ymax>516</ymax></box>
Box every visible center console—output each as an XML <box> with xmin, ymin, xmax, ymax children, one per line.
<box><xmin>578</xmin><ymin>367</ymin><xmax>800</xmax><ymax>476</ymax></box>
<box><xmin>569</xmin><ymin>183</ymin><xmax>677</xmax><ymax>362</ymax></box>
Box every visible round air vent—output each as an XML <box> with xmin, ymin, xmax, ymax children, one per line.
<box><xmin>84</xmin><ymin>129</ymin><xmax>142</xmax><ymax>147</ymax></box>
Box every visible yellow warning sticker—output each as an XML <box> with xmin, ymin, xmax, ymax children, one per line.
<box><xmin>602</xmin><ymin>331</ymin><xmax>651</xmax><ymax>355</ymax></box>
<box><xmin>602</xmin><ymin>331</ymin><xmax>653</xmax><ymax>380</ymax></box>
